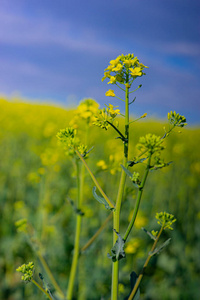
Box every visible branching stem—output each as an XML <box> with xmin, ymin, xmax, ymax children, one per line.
<box><xmin>111</xmin><ymin>79</ymin><xmax>130</xmax><ymax>300</ymax></box>
<box><xmin>37</xmin><ymin>252</ymin><xmax>64</xmax><ymax>298</ymax></box>
<box><xmin>128</xmin><ymin>226</ymin><xmax>163</xmax><ymax>300</ymax></box>
<box><xmin>32</xmin><ymin>279</ymin><xmax>53</xmax><ymax>300</ymax></box>
<box><xmin>75</xmin><ymin>149</ymin><xmax>115</xmax><ymax>209</ymax></box>
<box><xmin>123</xmin><ymin>154</ymin><xmax>152</xmax><ymax>242</ymax></box>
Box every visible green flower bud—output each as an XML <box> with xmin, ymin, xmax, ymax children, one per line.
<box><xmin>168</xmin><ymin>111</ymin><xmax>187</xmax><ymax>127</ymax></box>
<box><xmin>16</xmin><ymin>262</ymin><xmax>34</xmax><ymax>282</ymax></box>
<box><xmin>137</xmin><ymin>134</ymin><xmax>164</xmax><ymax>154</ymax></box>
<box><xmin>155</xmin><ymin>212</ymin><xmax>176</xmax><ymax>230</ymax></box>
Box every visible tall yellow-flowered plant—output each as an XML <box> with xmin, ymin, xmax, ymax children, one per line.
<box><xmin>16</xmin><ymin>53</ymin><xmax>187</xmax><ymax>300</ymax></box>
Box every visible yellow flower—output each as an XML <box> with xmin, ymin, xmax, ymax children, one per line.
<box><xmin>129</xmin><ymin>67</ymin><xmax>143</xmax><ymax>77</ymax></box>
<box><xmin>105</xmin><ymin>89</ymin><xmax>116</xmax><ymax>97</ymax></box>
<box><xmin>96</xmin><ymin>160</ymin><xmax>108</xmax><ymax>170</ymax></box>
<box><xmin>104</xmin><ymin>65</ymin><xmax>113</xmax><ymax>73</ymax></box>
<box><xmin>139</xmin><ymin>63</ymin><xmax>149</xmax><ymax>69</ymax></box>
<box><xmin>131</xmin><ymin>56</ymin><xmax>139</xmax><ymax>66</ymax></box>
<box><xmin>125</xmin><ymin>238</ymin><xmax>141</xmax><ymax>254</ymax></box>
<box><xmin>103</xmin><ymin>53</ymin><xmax>148</xmax><ymax>86</ymax></box>
<box><xmin>110</xmin><ymin>57</ymin><xmax>120</xmax><ymax>65</ymax></box>
<box><xmin>70</xmin><ymin>99</ymin><xmax>99</xmax><ymax>126</ymax></box>
<box><xmin>112</xmin><ymin>63</ymin><xmax>123</xmax><ymax>72</ymax></box>
<box><xmin>123</xmin><ymin>59</ymin><xmax>132</xmax><ymax>68</ymax></box>
<box><xmin>107</xmin><ymin>104</ymin><xmax>120</xmax><ymax>118</ymax></box>
<box><xmin>141</xmin><ymin>113</ymin><xmax>147</xmax><ymax>118</ymax></box>
<box><xmin>108</xmin><ymin>76</ymin><xmax>116</xmax><ymax>84</ymax></box>
<box><xmin>102</xmin><ymin>71</ymin><xmax>111</xmax><ymax>81</ymax></box>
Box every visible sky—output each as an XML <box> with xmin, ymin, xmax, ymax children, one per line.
<box><xmin>1</xmin><ymin>0</ymin><xmax>200</xmax><ymax>125</ymax></box>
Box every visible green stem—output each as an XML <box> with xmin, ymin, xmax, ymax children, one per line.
<box><xmin>115</xmin><ymin>83</ymin><xmax>126</xmax><ymax>92</ymax></box>
<box><xmin>37</xmin><ymin>252</ymin><xmax>64</xmax><ymax>298</ymax></box>
<box><xmin>67</xmin><ymin>160</ymin><xmax>82</xmax><ymax>300</ymax></box>
<box><xmin>128</xmin><ymin>226</ymin><xmax>163</xmax><ymax>300</ymax></box>
<box><xmin>81</xmin><ymin>213</ymin><xmax>112</xmax><ymax>253</ymax></box>
<box><xmin>111</xmin><ymin>82</ymin><xmax>129</xmax><ymax>300</ymax></box>
<box><xmin>32</xmin><ymin>279</ymin><xmax>52</xmax><ymax>300</ymax></box>
<box><xmin>129</xmin><ymin>85</ymin><xmax>142</xmax><ymax>94</ymax></box>
<box><xmin>115</xmin><ymin>96</ymin><xmax>125</xmax><ymax>102</ymax></box>
<box><xmin>75</xmin><ymin>149</ymin><xmax>115</xmax><ymax>209</ymax></box>
<box><xmin>128</xmin><ymin>116</ymin><xmax>144</xmax><ymax>124</ymax></box>
<box><xmin>107</xmin><ymin>121</ymin><xmax>126</xmax><ymax>141</ymax></box>
<box><xmin>123</xmin><ymin>154</ymin><xmax>152</xmax><ymax>242</ymax></box>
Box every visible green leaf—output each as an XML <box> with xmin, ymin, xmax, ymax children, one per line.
<box><xmin>150</xmin><ymin>161</ymin><xmax>173</xmax><ymax>171</ymax></box>
<box><xmin>128</xmin><ymin>157</ymin><xmax>147</xmax><ymax>167</ymax></box>
<box><xmin>121</xmin><ymin>164</ymin><xmax>133</xmax><ymax>178</ymax></box>
<box><xmin>124</xmin><ymin>271</ymin><xmax>140</xmax><ymax>300</ymax></box>
<box><xmin>120</xmin><ymin>165</ymin><xmax>140</xmax><ymax>189</ymax></box>
<box><xmin>92</xmin><ymin>187</ymin><xmax>114</xmax><ymax>211</ymax></box>
<box><xmin>149</xmin><ymin>238</ymin><xmax>171</xmax><ymax>256</ymax></box>
<box><xmin>142</xmin><ymin>227</ymin><xmax>156</xmax><ymax>241</ymax></box>
<box><xmin>107</xmin><ymin>230</ymin><xmax>125</xmax><ymax>262</ymax></box>
<box><xmin>39</xmin><ymin>273</ymin><xmax>53</xmax><ymax>298</ymax></box>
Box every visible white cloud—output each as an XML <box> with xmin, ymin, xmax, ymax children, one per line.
<box><xmin>159</xmin><ymin>42</ymin><xmax>200</xmax><ymax>56</ymax></box>
<box><xmin>0</xmin><ymin>9</ymin><xmax>116</xmax><ymax>55</ymax></box>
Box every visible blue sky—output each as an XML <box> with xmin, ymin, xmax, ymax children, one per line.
<box><xmin>1</xmin><ymin>0</ymin><xmax>200</xmax><ymax>124</ymax></box>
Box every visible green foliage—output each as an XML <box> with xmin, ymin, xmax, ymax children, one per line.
<box><xmin>121</xmin><ymin>164</ymin><xmax>141</xmax><ymax>188</ymax></box>
<box><xmin>107</xmin><ymin>230</ymin><xmax>125</xmax><ymax>262</ymax></box>
<box><xmin>149</xmin><ymin>238</ymin><xmax>171</xmax><ymax>256</ymax></box>
<box><xmin>92</xmin><ymin>187</ymin><xmax>114</xmax><ymax>211</ymax></box>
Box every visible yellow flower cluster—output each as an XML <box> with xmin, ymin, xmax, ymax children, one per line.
<box><xmin>156</xmin><ymin>212</ymin><xmax>176</xmax><ymax>230</ymax></box>
<box><xmin>70</xmin><ymin>99</ymin><xmax>99</xmax><ymax>128</ymax></box>
<box><xmin>57</xmin><ymin>127</ymin><xmax>89</xmax><ymax>157</ymax></box>
<box><xmin>105</xmin><ymin>89</ymin><xmax>115</xmax><ymax>97</ymax></box>
<box><xmin>102</xmin><ymin>53</ymin><xmax>148</xmax><ymax>85</ymax></box>
<box><xmin>106</xmin><ymin>104</ymin><xmax>120</xmax><ymax>118</ymax></box>
<box><xmin>16</xmin><ymin>262</ymin><xmax>34</xmax><ymax>282</ymax></box>
<box><xmin>137</xmin><ymin>133</ymin><xmax>165</xmax><ymax>154</ymax></box>
<box><xmin>93</xmin><ymin>104</ymin><xmax>120</xmax><ymax>130</ymax></box>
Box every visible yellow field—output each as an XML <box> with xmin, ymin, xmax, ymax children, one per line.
<box><xmin>1</xmin><ymin>98</ymin><xmax>200</xmax><ymax>300</ymax></box>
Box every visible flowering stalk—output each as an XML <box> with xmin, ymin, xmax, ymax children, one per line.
<box><xmin>15</xmin><ymin>220</ymin><xmax>64</xmax><ymax>298</ymax></box>
<box><xmin>16</xmin><ymin>262</ymin><xmax>53</xmax><ymax>300</ymax></box>
<box><xmin>37</xmin><ymin>251</ymin><xmax>64</xmax><ymax>298</ymax></box>
<box><xmin>112</xmin><ymin>82</ymin><xmax>130</xmax><ymax>300</ymax></box>
<box><xmin>57</xmin><ymin>100</ymin><xmax>103</xmax><ymax>299</ymax></box>
<box><xmin>67</xmin><ymin>159</ymin><xmax>82</xmax><ymax>300</ymax></box>
<box><xmin>128</xmin><ymin>226</ymin><xmax>163</xmax><ymax>300</ymax></box>
<box><xmin>101</xmin><ymin>54</ymin><xmax>148</xmax><ymax>300</ymax></box>
<box><xmin>128</xmin><ymin>212</ymin><xmax>176</xmax><ymax>300</ymax></box>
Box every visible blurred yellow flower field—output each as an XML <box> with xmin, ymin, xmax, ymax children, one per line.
<box><xmin>0</xmin><ymin>97</ymin><xmax>200</xmax><ymax>299</ymax></box>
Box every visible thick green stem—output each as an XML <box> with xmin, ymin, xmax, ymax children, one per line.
<box><xmin>32</xmin><ymin>279</ymin><xmax>52</xmax><ymax>300</ymax></box>
<box><xmin>111</xmin><ymin>83</ymin><xmax>129</xmax><ymax>300</ymax></box>
<box><xmin>123</xmin><ymin>154</ymin><xmax>152</xmax><ymax>242</ymax></box>
<box><xmin>67</xmin><ymin>161</ymin><xmax>82</xmax><ymax>300</ymax></box>
<box><xmin>128</xmin><ymin>226</ymin><xmax>163</xmax><ymax>300</ymax></box>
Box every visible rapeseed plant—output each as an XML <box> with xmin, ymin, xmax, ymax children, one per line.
<box><xmin>15</xmin><ymin>53</ymin><xmax>187</xmax><ymax>300</ymax></box>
